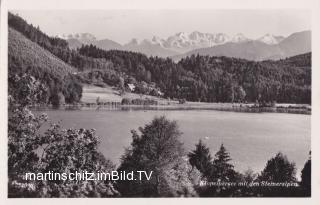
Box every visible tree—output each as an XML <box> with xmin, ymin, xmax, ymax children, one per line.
<box><xmin>235</xmin><ymin>85</ymin><xmax>246</xmax><ymax>102</ymax></box>
<box><xmin>118</xmin><ymin>76</ymin><xmax>125</xmax><ymax>95</ymax></box>
<box><xmin>50</xmin><ymin>91</ymin><xmax>65</xmax><ymax>107</ymax></box>
<box><xmin>62</xmin><ymin>75</ymin><xmax>82</xmax><ymax>104</ymax></box>
<box><xmin>258</xmin><ymin>152</ymin><xmax>297</xmax><ymax>197</ymax></box>
<box><xmin>117</xmin><ymin>116</ymin><xmax>200</xmax><ymax>197</ymax></box>
<box><xmin>36</xmin><ymin>126</ymin><xmax>119</xmax><ymax>197</ymax></box>
<box><xmin>8</xmin><ymin>73</ymin><xmax>48</xmax><ymax>107</ymax></box>
<box><xmin>198</xmin><ymin>144</ymin><xmax>239</xmax><ymax>197</ymax></box>
<box><xmin>211</xmin><ymin>144</ymin><xmax>236</xmax><ymax>181</ymax></box>
<box><xmin>259</xmin><ymin>152</ymin><xmax>296</xmax><ymax>182</ymax></box>
<box><xmin>300</xmin><ymin>152</ymin><xmax>311</xmax><ymax>196</ymax></box>
<box><xmin>96</xmin><ymin>96</ymin><xmax>101</xmax><ymax>105</ymax></box>
<box><xmin>188</xmin><ymin>140</ymin><xmax>213</xmax><ymax>177</ymax></box>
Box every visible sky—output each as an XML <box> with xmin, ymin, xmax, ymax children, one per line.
<box><xmin>11</xmin><ymin>10</ymin><xmax>311</xmax><ymax>44</ymax></box>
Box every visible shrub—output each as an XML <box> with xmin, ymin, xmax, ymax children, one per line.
<box><xmin>121</xmin><ymin>98</ymin><xmax>131</xmax><ymax>105</ymax></box>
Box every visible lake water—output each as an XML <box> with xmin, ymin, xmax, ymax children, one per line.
<box><xmin>35</xmin><ymin>109</ymin><xmax>310</xmax><ymax>175</ymax></box>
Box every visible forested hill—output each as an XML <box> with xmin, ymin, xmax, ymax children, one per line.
<box><xmin>8</xmin><ymin>12</ymin><xmax>115</xmax><ymax>71</ymax></box>
<box><xmin>8</xmin><ymin>12</ymin><xmax>311</xmax><ymax>105</ymax></box>
<box><xmin>8</xmin><ymin>27</ymin><xmax>84</xmax><ymax>105</ymax></box>
<box><xmin>8</xmin><ymin>27</ymin><xmax>75</xmax><ymax>77</ymax></box>
<box><xmin>78</xmin><ymin>45</ymin><xmax>311</xmax><ymax>104</ymax></box>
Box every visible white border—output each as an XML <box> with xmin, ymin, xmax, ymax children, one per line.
<box><xmin>1</xmin><ymin>0</ymin><xmax>319</xmax><ymax>205</ymax></box>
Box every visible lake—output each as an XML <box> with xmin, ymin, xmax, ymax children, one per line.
<box><xmin>35</xmin><ymin>109</ymin><xmax>311</xmax><ymax>175</ymax></box>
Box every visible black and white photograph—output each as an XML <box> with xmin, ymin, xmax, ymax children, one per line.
<box><xmin>1</xmin><ymin>0</ymin><xmax>318</xmax><ymax>201</ymax></box>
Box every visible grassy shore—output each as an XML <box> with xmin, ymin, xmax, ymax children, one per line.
<box><xmin>33</xmin><ymin>84</ymin><xmax>310</xmax><ymax>114</ymax></box>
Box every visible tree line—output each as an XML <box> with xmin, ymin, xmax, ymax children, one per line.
<box><xmin>79</xmin><ymin>45</ymin><xmax>311</xmax><ymax>104</ymax></box>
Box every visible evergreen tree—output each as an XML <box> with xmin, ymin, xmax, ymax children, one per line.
<box><xmin>259</xmin><ymin>152</ymin><xmax>296</xmax><ymax>182</ymax></box>
<box><xmin>188</xmin><ymin>139</ymin><xmax>213</xmax><ymax>177</ymax></box>
<box><xmin>211</xmin><ymin>144</ymin><xmax>236</xmax><ymax>181</ymax></box>
<box><xmin>258</xmin><ymin>152</ymin><xmax>298</xmax><ymax>197</ymax></box>
<box><xmin>198</xmin><ymin>144</ymin><xmax>240</xmax><ymax>197</ymax></box>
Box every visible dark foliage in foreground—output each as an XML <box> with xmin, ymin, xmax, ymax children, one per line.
<box><xmin>257</xmin><ymin>152</ymin><xmax>299</xmax><ymax>197</ymax></box>
<box><xmin>8</xmin><ymin>74</ymin><xmax>119</xmax><ymax>197</ymax></box>
<box><xmin>188</xmin><ymin>140</ymin><xmax>213</xmax><ymax>177</ymax></box>
<box><xmin>300</xmin><ymin>152</ymin><xmax>311</xmax><ymax>196</ymax></box>
<box><xmin>117</xmin><ymin>116</ymin><xmax>200</xmax><ymax>197</ymax></box>
<box><xmin>188</xmin><ymin>140</ymin><xmax>311</xmax><ymax>197</ymax></box>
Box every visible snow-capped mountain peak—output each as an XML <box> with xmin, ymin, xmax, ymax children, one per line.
<box><xmin>160</xmin><ymin>31</ymin><xmax>233</xmax><ymax>52</ymax></box>
<box><xmin>59</xmin><ymin>33</ymin><xmax>96</xmax><ymax>44</ymax></box>
<box><xmin>58</xmin><ymin>30</ymin><xmax>307</xmax><ymax>60</ymax></box>
<box><xmin>231</xmin><ymin>33</ymin><xmax>250</xmax><ymax>43</ymax></box>
<box><xmin>175</xmin><ymin>32</ymin><xmax>189</xmax><ymax>39</ymax></box>
<box><xmin>257</xmin><ymin>34</ymin><xmax>285</xmax><ymax>45</ymax></box>
<box><xmin>151</xmin><ymin>36</ymin><xmax>165</xmax><ymax>46</ymax></box>
<box><xmin>189</xmin><ymin>31</ymin><xmax>204</xmax><ymax>40</ymax></box>
<box><xmin>212</xmin><ymin>33</ymin><xmax>231</xmax><ymax>45</ymax></box>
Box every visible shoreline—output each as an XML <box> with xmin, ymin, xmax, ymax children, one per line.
<box><xmin>31</xmin><ymin>102</ymin><xmax>311</xmax><ymax>115</ymax></box>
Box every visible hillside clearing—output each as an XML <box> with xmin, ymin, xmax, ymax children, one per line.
<box><xmin>81</xmin><ymin>84</ymin><xmax>171</xmax><ymax>104</ymax></box>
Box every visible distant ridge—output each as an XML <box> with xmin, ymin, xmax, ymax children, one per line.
<box><xmin>172</xmin><ymin>31</ymin><xmax>311</xmax><ymax>61</ymax></box>
<box><xmin>63</xmin><ymin>30</ymin><xmax>311</xmax><ymax>60</ymax></box>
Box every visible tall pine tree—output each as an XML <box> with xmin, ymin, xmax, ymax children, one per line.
<box><xmin>188</xmin><ymin>139</ymin><xmax>213</xmax><ymax>178</ymax></box>
<box><xmin>211</xmin><ymin>144</ymin><xmax>236</xmax><ymax>181</ymax></box>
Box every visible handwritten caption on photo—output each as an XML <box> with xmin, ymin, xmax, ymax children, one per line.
<box><xmin>199</xmin><ymin>180</ymin><xmax>299</xmax><ymax>188</ymax></box>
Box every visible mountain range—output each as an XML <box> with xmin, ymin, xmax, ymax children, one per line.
<box><xmin>60</xmin><ymin>30</ymin><xmax>311</xmax><ymax>60</ymax></box>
